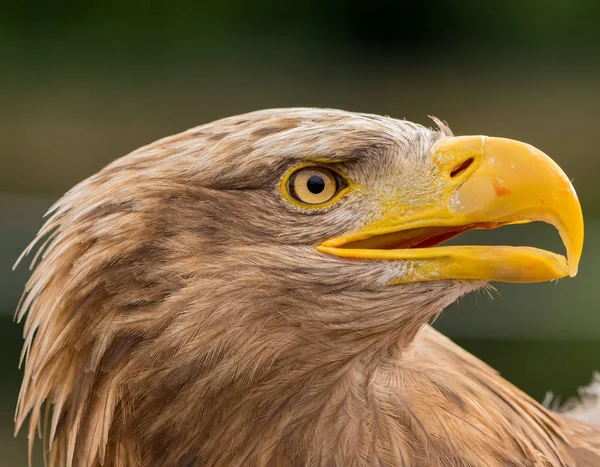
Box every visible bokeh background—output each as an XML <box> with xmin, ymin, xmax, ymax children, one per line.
<box><xmin>1</xmin><ymin>1</ymin><xmax>600</xmax><ymax>464</ymax></box>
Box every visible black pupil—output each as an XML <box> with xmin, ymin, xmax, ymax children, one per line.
<box><xmin>306</xmin><ymin>175</ymin><xmax>326</xmax><ymax>194</ymax></box>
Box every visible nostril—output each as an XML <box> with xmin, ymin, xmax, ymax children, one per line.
<box><xmin>450</xmin><ymin>157</ymin><xmax>474</xmax><ymax>178</ymax></box>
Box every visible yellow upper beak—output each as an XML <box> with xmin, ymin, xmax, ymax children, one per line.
<box><xmin>317</xmin><ymin>136</ymin><xmax>584</xmax><ymax>284</ymax></box>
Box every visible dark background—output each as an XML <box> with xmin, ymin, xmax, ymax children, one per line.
<box><xmin>1</xmin><ymin>1</ymin><xmax>600</xmax><ymax>464</ymax></box>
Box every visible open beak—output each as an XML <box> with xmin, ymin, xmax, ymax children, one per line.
<box><xmin>317</xmin><ymin>136</ymin><xmax>584</xmax><ymax>283</ymax></box>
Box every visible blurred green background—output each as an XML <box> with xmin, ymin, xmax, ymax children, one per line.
<box><xmin>1</xmin><ymin>0</ymin><xmax>600</xmax><ymax>464</ymax></box>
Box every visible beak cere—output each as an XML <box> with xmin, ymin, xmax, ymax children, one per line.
<box><xmin>317</xmin><ymin>136</ymin><xmax>584</xmax><ymax>284</ymax></box>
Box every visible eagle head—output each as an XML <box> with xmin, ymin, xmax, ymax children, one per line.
<box><xmin>15</xmin><ymin>108</ymin><xmax>584</xmax><ymax>466</ymax></box>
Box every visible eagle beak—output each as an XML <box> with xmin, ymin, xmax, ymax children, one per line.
<box><xmin>317</xmin><ymin>136</ymin><xmax>584</xmax><ymax>284</ymax></box>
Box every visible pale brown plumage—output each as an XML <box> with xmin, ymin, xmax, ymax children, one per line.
<box><xmin>14</xmin><ymin>108</ymin><xmax>600</xmax><ymax>466</ymax></box>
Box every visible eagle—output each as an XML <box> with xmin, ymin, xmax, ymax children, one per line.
<box><xmin>14</xmin><ymin>108</ymin><xmax>599</xmax><ymax>466</ymax></box>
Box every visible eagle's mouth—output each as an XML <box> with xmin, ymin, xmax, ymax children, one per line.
<box><xmin>316</xmin><ymin>219</ymin><xmax>574</xmax><ymax>284</ymax></box>
<box><xmin>316</xmin><ymin>136</ymin><xmax>583</xmax><ymax>284</ymax></box>
<box><xmin>335</xmin><ymin>222</ymin><xmax>513</xmax><ymax>250</ymax></box>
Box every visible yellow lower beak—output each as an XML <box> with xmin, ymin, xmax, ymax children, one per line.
<box><xmin>317</xmin><ymin>136</ymin><xmax>584</xmax><ymax>284</ymax></box>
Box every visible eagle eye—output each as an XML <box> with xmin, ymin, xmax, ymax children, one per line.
<box><xmin>284</xmin><ymin>166</ymin><xmax>348</xmax><ymax>208</ymax></box>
